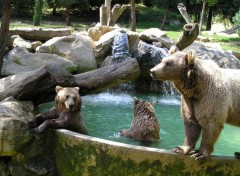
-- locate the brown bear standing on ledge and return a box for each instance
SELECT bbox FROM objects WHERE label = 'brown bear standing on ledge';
[120,97,160,142]
[150,50,240,160]
[28,86,88,134]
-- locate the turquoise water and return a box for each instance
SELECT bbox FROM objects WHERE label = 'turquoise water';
[40,92,240,157]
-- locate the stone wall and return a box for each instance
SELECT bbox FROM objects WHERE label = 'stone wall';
[53,129,240,176]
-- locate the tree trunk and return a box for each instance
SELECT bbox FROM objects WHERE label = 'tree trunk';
[65,6,71,26]
[0,0,11,78]
[100,5,108,26]
[105,0,112,20]
[206,7,213,31]
[107,4,127,26]
[130,0,136,31]
[0,59,140,105]
[160,10,168,29]
[199,0,207,33]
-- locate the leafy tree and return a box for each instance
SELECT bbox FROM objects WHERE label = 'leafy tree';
[33,0,44,26]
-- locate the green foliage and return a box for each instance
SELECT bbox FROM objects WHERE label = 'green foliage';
[33,0,45,26]
[233,10,240,36]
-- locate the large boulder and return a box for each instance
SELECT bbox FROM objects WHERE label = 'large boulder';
[184,42,240,69]
[66,35,97,72]
[0,97,56,176]
[2,47,77,76]
[10,35,32,51]
[133,40,168,79]
[37,34,97,72]
[139,28,174,49]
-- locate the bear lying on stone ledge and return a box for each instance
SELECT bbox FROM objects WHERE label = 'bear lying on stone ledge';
[150,50,240,160]
[28,86,88,134]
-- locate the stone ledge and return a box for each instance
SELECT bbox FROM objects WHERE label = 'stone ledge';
[53,129,240,176]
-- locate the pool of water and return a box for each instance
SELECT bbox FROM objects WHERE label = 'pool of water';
[40,92,240,157]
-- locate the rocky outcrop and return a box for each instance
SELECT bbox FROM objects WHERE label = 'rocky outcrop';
[184,42,240,69]
[0,97,56,176]
[2,47,77,76]
[139,28,174,49]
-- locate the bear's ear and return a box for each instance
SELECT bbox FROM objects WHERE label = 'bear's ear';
[74,87,80,91]
[184,50,195,65]
[56,86,63,93]
[134,97,139,104]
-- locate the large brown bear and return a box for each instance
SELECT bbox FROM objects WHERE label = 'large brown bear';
[120,97,160,142]
[150,50,240,160]
[28,86,88,134]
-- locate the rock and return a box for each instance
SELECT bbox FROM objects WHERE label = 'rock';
[0,97,34,156]
[0,97,57,175]
[37,34,97,72]
[197,35,210,42]
[9,28,71,41]
[2,48,77,76]
[133,40,168,78]
[94,29,120,66]
[11,35,32,51]
[232,51,240,59]
[66,35,97,72]
[126,30,140,54]
[88,26,117,41]
[31,41,42,51]
[49,35,77,57]
[36,36,62,53]
[184,42,240,69]
[139,28,174,49]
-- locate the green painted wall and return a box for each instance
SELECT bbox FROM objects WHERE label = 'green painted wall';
[53,130,240,176]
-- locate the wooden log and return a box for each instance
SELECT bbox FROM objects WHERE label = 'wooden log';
[107,4,127,26]
[9,28,71,41]
[169,23,199,54]
[177,3,192,24]
[75,58,139,94]
[0,59,140,105]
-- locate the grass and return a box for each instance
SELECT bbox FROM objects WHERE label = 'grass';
[202,33,240,52]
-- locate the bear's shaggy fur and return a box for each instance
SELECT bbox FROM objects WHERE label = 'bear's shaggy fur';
[28,86,87,134]
[120,97,160,142]
[150,50,240,160]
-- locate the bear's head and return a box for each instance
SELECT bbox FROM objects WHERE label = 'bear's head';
[150,50,196,81]
[55,86,81,112]
[133,97,156,116]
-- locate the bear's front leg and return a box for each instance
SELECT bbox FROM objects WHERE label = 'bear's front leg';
[33,118,67,134]
[172,117,202,155]
[172,97,202,155]
[28,107,59,128]
[190,124,223,160]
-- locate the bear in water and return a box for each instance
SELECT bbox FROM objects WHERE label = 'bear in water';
[28,86,87,134]
[150,50,240,160]
[121,97,160,142]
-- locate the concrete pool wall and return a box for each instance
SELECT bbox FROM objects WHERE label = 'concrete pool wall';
[53,129,240,176]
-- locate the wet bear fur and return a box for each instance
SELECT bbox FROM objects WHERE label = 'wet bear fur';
[121,97,160,142]
[28,86,87,134]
